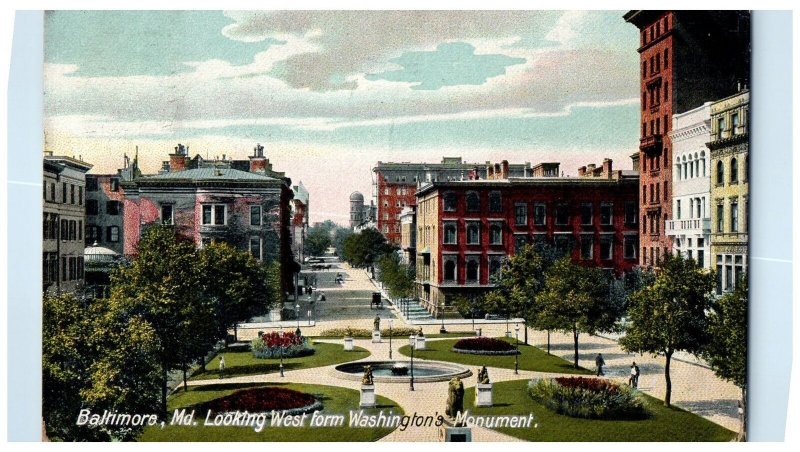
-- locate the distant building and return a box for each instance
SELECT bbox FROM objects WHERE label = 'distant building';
[43,153,93,295]
[373,157,533,245]
[667,103,712,269]
[399,206,416,265]
[708,89,749,294]
[85,151,141,255]
[349,191,376,231]
[291,182,310,263]
[413,159,639,312]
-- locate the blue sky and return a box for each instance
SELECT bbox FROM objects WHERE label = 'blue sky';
[44,10,640,223]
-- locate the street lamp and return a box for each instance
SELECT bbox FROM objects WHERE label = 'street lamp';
[388,319,393,360]
[409,334,416,391]
[440,301,447,334]
[514,324,520,375]
[295,303,300,330]
[279,328,285,377]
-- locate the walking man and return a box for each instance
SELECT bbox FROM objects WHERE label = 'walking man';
[595,353,605,376]
[629,361,640,388]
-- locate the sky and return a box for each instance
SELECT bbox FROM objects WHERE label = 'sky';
[44,10,641,224]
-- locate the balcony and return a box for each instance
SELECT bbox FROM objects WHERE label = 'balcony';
[665,218,711,236]
[640,134,663,153]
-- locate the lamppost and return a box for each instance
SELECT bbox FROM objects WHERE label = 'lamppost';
[514,324,520,375]
[295,303,300,330]
[470,294,476,332]
[279,328,285,377]
[409,334,416,391]
[388,319,393,360]
[439,301,447,334]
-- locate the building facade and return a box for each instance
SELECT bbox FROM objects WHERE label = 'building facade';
[373,158,533,245]
[413,159,639,311]
[708,89,749,294]
[666,103,712,269]
[291,182,309,263]
[624,10,751,267]
[399,206,416,265]
[43,154,93,295]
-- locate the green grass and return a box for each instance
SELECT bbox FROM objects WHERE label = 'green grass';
[463,379,735,441]
[397,337,590,374]
[191,342,370,381]
[140,382,403,442]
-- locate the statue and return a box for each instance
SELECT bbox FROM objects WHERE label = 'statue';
[477,366,490,384]
[361,365,374,385]
[373,315,381,332]
[417,327,425,337]
[445,377,465,419]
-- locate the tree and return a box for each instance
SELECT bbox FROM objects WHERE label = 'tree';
[620,254,715,407]
[342,228,395,269]
[108,225,215,417]
[305,223,333,256]
[537,257,620,368]
[703,275,747,440]
[377,252,414,300]
[332,226,353,258]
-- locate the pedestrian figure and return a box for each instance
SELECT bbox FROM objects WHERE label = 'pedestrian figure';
[629,361,640,388]
[319,292,326,302]
[595,353,605,376]
[219,356,226,379]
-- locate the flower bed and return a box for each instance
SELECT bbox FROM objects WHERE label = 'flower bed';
[196,387,321,415]
[251,332,315,359]
[528,377,646,420]
[452,337,519,355]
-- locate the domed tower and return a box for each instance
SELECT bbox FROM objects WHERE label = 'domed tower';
[349,191,365,229]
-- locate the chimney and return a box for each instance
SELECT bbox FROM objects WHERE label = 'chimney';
[578,166,587,177]
[501,160,509,179]
[586,164,596,176]
[487,164,494,179]
[250,143,267,173]
[602,158,613,178]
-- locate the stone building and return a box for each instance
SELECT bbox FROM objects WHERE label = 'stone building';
[43,154,93,295]
[708,89,749,294]
[413,159,639,312]
[666,102,712,269]
[624,10,751,267]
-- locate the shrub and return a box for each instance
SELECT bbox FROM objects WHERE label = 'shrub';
[528,377,646,420]
[251,332,314,359]
[320,327,420,338]
[452,337,518,355]
[197,387,319,413]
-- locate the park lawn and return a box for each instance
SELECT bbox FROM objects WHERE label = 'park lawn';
[191,342,369,381]
[140,382,403,442]
[397,337,590,374]
[463,379,735,442]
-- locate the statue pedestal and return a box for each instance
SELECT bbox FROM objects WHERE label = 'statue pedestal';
[372,331,381,343]
[440,426,472,442]
[505,331,513,338]
[415,336,426,350]
[343,337,354,351]
[476,383,493,407]
[360,385,376,408]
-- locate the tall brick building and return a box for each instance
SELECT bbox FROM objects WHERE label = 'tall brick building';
[373,158,533,245]
[624,10,750,267]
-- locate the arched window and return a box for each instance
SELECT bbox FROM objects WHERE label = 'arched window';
[444,260,456,281]
[717,161,724,185]
[443,223,457,245]
[466,259,479,282]
[466,191,480,212]
[443,192,457,211]
[730,158,738,183]
[700,151,706,176]
[696,197,702,218]
[688,155,694,178]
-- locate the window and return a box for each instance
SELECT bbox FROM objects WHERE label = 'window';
[110,178,120,192]
[717,117,726,138]
[717,161,725,185]
[107,226,120,243]
[717,203,724,232]
[86,178,98,191]
[533,203,546,226]
[698,250,705,268]
[664,49,669,68]
[555,204,569,225]
[61,256,67,281]
[68,221,76,241]
[489,191,502,212]
[50,183,55,201]
[62,182,67,203]
[70,184,75,204]
[443,222,457,245]
[466,258,479,283]
[731,199,739,232]
[202,204,227,225]
[78,187,83,205]
[489,222,503,245]
[514,235,528,254]
[624,236,638,259]
[600,203,613,225]
[466,222,480,245]
[642,185,647,204]
[249,237,262,260]
[86,225,98,244]
[580,236,593,260]
[466,191,480,212]
[489,256,503,278]
[554,235,572,256]
[730,158,738,183]
[250,205,262,226]
[443,192,457,212]
[731,112,740,134]
[443,258,456,282]
[625,202,637,224]
[160,204,174,225]
[580,203,593,225]
[676,199,682,219]
[600,236,613,260]
[86,199,98,215]
[664,82,669,101]
[106,201,121,215]
[78,220,83,241]
[514,203,527,226]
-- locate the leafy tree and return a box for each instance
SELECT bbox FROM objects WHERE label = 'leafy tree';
[332,226,353,258]
[537,257,620,369]
[703,274,748,440]
[377,252,414,300]
[108,225,214,417]
[342,228,395,268]
[305,223,333,256]
[620,254,715,406]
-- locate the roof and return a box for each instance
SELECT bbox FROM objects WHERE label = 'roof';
[415,174,639,196]
[140,167,279,182]
[350,191,364,201]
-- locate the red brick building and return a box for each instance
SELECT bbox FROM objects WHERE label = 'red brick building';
[413,159,639,311]
[624,10,750,267]
[373,158,533,245]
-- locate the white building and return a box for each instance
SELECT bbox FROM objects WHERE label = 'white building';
[666,103,712,269]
